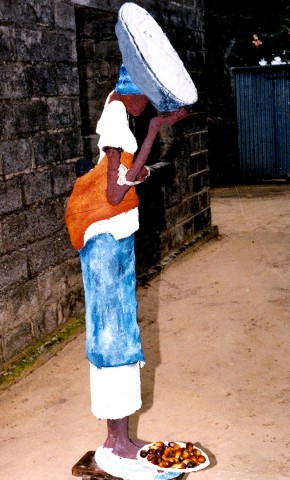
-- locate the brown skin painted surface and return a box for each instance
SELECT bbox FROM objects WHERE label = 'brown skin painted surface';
[101,91,189,459]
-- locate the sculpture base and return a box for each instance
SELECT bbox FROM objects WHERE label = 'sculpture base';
[72,451,123,480]
[72,449,183,480]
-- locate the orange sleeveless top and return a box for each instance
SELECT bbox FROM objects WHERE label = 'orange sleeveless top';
[65,152,139,250]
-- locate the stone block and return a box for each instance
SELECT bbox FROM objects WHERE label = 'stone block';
[0,64,30,99]
[168,223,186,251]
[54,227,76,263]
[14,28,44,62]
[61,289,84,322]
[188,171,202,193]
[181,216,195,238]
[164,201,190,229]
[187,112,207,133]
[197,152,209,172]
[65,258,82,289]
[26,200,65,240]
[199,189,210,210]
[0,250,28,291]
[43,303,58,334]
[26,62,79,99]
[1,201,65,255]
[200,130,208,151]
[188,133,201,156]
[77,7,116,39]
[2,321,33,361]
[57,301,64,326]
[163,178,183,208]
[194,207,211,231]
[47,98,74,129]
[0,27,14,61]
[57,66,80,96]
[0,297,10,331]
[42,30,77,62]
[201,168,210,188]
[0,103,16,140]
[4,99,49,136]
[37,268,64,304]
[189,193,200,215]
[26,65,59,97]
[15,30,76,64]
[61,129,83,161]
[22,170,52,206]
[71,98,82,128]
[1,211,29,254]
[52,163,76,196]
[27,237,59,277]
[10,279,40,328]
[0,0,54,26]
[0,343,2,366]
[54,1,76,31]
[32,133,62,167]
[1,139,31,176]
[0,177,23,215]
[188,154,198,175]
[0,222,4,255]
[29,313,46,340]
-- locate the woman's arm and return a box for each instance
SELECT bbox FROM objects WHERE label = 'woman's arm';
[127,107,189,183]
[105,147,126,205]
[106,107,189,205]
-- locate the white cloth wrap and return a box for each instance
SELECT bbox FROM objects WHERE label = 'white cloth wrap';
[90,362,142,419]
[117,164,151,186]
[96,92,138,162]
[84,207,139,245]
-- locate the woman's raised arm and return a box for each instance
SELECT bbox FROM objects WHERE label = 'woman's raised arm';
[106,107,189,205]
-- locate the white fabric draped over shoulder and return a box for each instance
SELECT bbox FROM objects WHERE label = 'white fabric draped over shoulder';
[96,91,138,162]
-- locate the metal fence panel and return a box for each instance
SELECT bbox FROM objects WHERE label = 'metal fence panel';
[231,65,290,179]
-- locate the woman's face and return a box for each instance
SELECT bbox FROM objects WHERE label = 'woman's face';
[122,94,149,116]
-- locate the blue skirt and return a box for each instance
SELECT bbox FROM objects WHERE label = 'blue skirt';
[79,233,145,368]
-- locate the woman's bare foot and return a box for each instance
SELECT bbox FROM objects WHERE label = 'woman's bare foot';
[112,438,139,459]
[103,438,115,449]
[105,417,144,459]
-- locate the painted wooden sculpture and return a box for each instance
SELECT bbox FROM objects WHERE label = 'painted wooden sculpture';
[67,3,197,478]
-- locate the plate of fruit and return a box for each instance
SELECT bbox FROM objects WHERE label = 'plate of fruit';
[137,441,210,472]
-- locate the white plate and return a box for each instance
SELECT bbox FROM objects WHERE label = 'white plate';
[137,441,210,473]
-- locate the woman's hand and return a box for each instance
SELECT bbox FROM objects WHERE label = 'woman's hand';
[136,166,150,183]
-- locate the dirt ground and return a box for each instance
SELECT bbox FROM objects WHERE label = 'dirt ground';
[0,184,289,479]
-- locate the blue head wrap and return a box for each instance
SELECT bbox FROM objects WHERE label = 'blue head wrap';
[115,64,141,95]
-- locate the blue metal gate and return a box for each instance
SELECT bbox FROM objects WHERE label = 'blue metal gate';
[231,65,290,179]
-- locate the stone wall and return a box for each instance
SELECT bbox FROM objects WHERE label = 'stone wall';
[0,0,213,368]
